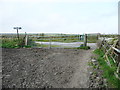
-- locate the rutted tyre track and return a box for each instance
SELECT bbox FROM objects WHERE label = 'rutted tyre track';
[2,48,93,88]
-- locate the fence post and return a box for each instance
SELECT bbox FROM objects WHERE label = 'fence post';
[79,35,81,40]
[25,32,28,46]
[78,34,79,40]
[118,35,120,63]
[84,34,87,46]
[118,35,120,48]
[97,34,99,40]
[49,36,51,49]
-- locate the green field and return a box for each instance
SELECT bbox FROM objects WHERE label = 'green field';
[0,33,108,48]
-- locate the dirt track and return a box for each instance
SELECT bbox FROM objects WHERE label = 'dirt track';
[2,48,93,88]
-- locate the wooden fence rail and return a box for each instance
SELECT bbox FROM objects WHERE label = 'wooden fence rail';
[100,38,120,80]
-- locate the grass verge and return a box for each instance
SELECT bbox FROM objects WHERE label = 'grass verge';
[1,38,31,48]
[93,49,120,88]
[77,46,90,50]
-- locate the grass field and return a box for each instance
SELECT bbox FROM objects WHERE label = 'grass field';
[32,35,98,43]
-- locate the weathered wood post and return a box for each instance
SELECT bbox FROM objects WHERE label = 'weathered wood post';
[118,35,120,65]
[13,27,22,40]
[80,35,82,40]
[17,29,19,40]
[13,27,22,45]
[25,32,28,46]
[84,34,87,46]
[49,36,51,49]
[118,35,120,48]
[78,34,79,40]
[97,34,100,40]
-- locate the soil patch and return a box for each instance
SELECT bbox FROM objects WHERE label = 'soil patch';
[2,48,93,88]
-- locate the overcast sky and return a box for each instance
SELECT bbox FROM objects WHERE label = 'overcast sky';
[0,0,119,34]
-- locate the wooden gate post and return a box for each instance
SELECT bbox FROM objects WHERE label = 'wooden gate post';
[49,36,51,49]
[84,34,87,46]
[25,32,28,46]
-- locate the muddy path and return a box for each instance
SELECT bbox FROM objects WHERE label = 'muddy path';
[2,48,94,88]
